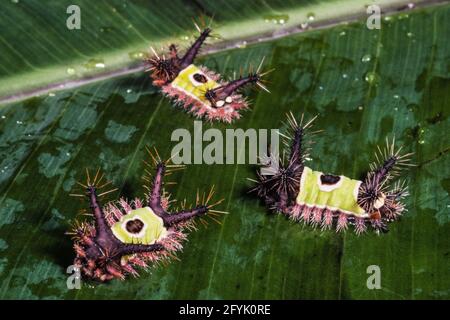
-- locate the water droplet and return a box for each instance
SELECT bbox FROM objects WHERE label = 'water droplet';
[66,67,76,75]
[66,152,71,156]
[358,106,364,111]
[263,14,289,25]
[128,51,146,60]
[100,26,115,33]
[393,94,400,99]
[419,140,425,144]
[126,89,132,94]
[111,7,117,13]
[342,73,348,79]
[1,115,6,119]
[384,16,392,22]
[339,31,346,36]
[307,12,315,21]
[16,120,23,125]
[361,54,371,63]
[84,58,105,69]
[319,86,324,90]
[48,92,56,97]
[394,107,398,111]
[364,71,379,85]
[11,0,19,3]
[407,32,414,38]
[300,22,309,29]
[236,41,247,49]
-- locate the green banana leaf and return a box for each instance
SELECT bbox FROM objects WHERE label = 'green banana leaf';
[0,0,449,299]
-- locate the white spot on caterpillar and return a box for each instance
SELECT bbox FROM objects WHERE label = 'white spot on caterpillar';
[374,193,386,209]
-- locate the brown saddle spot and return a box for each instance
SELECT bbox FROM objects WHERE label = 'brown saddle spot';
[193,73,208,83]
[126,219,145,234]
[320,174,341,185]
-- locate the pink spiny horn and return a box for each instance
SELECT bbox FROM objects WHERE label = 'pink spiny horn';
[291,204,302,220]
[312,208,323,226]
[354,217,367,235]
[301,206,312,222]
[321,209,334,230]
[336,213,348,232]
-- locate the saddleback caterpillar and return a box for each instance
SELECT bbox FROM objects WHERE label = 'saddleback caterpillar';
[68,148,225,282]
[145,24,270,123]
[252,113,413,235]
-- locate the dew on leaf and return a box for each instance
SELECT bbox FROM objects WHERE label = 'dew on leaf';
[236,41,247,49]
[361,54,371,63]
[128,51,145,60]
[364,71,379,85]
[84,58,105,69]
[263,14,289,25]
[307,12,315,21]
[100,27,114,33]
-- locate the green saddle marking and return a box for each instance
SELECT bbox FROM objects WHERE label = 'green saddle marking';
[170,64,219,103]
[111,207,167,245]
[296,166,366,216]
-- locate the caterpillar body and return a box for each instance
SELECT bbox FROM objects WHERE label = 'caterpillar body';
[253,113,412,235]
[68,149,224,282]
[145,27,269,123]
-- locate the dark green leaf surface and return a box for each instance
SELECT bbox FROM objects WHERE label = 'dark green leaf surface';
[0,2,449,299]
